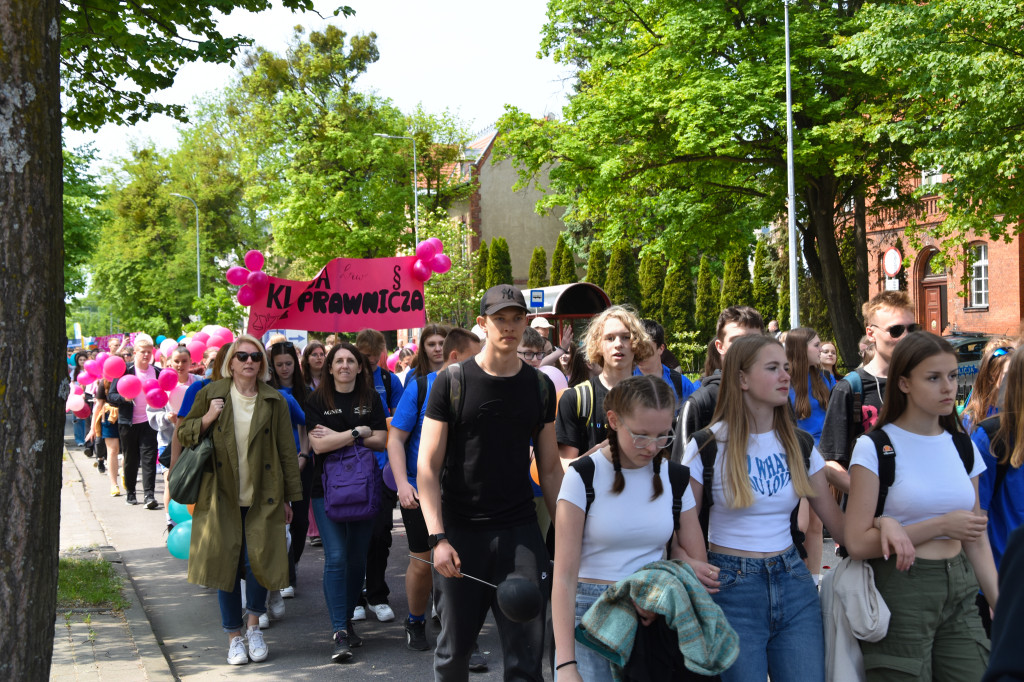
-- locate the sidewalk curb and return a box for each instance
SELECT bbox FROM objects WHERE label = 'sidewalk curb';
[64,444,179,681]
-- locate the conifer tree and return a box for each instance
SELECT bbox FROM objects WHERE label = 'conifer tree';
[486,237,512,288]
[558,244,577,284]
[661,262,694,336]
[584,242,607,289]
[719,250,754,310]
[551,233,568,285]
[751,238,777,322]
[527,247,548,288]
[473,239,489,291]
[638,252,667,319]
[694,258,719,342]
[604,242,641,307]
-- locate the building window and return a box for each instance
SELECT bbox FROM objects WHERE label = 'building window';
[971,243,989,307]
[921,166,943,189]
[923,250,946,278]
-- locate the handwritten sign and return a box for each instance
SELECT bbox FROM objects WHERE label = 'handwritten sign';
[246,256,426,335]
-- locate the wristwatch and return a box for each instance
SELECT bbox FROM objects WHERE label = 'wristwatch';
[351,427,361,440]
[428,533,448,549]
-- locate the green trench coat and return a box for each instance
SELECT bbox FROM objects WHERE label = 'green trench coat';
[177,378,302,592]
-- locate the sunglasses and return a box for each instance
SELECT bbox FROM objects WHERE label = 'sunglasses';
[992,347,1014,358]
[270,341,295,352]
[234,351,262,363]
[870,323,922,338]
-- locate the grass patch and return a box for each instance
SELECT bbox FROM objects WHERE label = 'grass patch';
[57,557,129,610]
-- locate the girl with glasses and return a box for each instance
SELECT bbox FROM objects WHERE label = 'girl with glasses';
[553,375,704,682]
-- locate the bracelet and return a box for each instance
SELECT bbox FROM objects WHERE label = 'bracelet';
[555,660,577,671]
[297,453,310,460]
[875,514,901,529]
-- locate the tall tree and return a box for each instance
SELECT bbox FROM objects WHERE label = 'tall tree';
[421,211,478,327]
[557,244,578,285]
[604,242,641,307]
[63,145,106,299]
[486,237,513,288]
[694,259,719,343]
[720,251,753,311]
[551,233,569,285]
[638,252,667,319]
[527,247,549,288]
[1,1,64,678]
[473,240,490,292]
[751,238,777,323]
[584,241,607,289]
[661,261,694,338]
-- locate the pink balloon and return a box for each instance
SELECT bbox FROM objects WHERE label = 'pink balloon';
[142,378,161,394]
[411,260,432,282]
[244,250,265,272]
[430,253,452,274]
[208,332,229,348]
[539,365,569,392]
[186,340,207,363]
[84,359,102,376]
[226,265,250,286]
[146,388,169,409]
[407,343,417,353]
[158,370,179,391]
[168,384,188,412]
[73,406,92,420]
[116,374,142,400]
[192,332,210,345]
[96,352,110,364]
[415,241,437,262]
[77,372,95,386]
[247,270,270,293]
[237,285,258,307]
[217,328,235,343]
[387,355,399,371]
[425,237,444,254]
[102,356,126,381]
[71,383,84,395]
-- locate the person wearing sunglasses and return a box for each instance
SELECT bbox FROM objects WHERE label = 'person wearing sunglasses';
[820,291,916,502]
[963,339,1017,434]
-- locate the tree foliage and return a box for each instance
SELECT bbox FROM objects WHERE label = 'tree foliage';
[558,243,578,285]
[584,241,607,289]
[486,237,512,288]
[551,233,569,285]
[751,238,777,323]
[661,261,694,340]
[694,259,719,343]
[421,211,478,327]
[528,247,549,288]
[63,145,106,299]
[474,240,490,291]
[604,242,640,307]
[720,251,754,311]
[638,252,667,319]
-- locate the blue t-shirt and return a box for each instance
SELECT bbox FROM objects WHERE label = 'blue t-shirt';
[177,378,212,418]
[788,371,837,446]
[632,365,696,404]
[389,372,436,489]
[372,366,405,469]
[972,422,1024,570]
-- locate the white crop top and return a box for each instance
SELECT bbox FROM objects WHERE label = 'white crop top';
[683,423,825,553]
[558,450,696,582]
[849,424,984,531]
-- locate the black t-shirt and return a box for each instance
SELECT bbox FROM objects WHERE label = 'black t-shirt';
[305,387,387,498]
[555,377,610,455]
[425,358,556,529]
[819,367,887,470]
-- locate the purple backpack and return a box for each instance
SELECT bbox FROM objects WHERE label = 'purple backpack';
[321,441,381,522]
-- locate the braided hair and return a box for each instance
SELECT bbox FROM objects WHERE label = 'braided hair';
[603,374,675,500]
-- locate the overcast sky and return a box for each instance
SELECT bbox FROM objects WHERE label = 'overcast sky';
[65,0,574,165]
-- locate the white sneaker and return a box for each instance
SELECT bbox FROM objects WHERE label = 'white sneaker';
[351,605,366,621]
[246,626,269,662]
[227,636,248,665]
[258,612,270,629]
[267,590,285,619]
[369,602,395,622]
[280,585,295,599]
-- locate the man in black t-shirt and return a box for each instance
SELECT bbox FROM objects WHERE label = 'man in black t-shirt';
[418,285,561,682]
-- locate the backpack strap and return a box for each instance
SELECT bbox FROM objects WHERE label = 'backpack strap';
[533,368,551,443]
[692,428,718,542]
[979,415,1011,502]
[789,429,815,559]
[845,370,865,441]
[866,429,897,518]
[380,366,393,413]
[951,430,975,476]
[568,456,597,518]
[669,370,684,403]
[415,374,429,416]
[667,461,690,532]
[447,362,464,427]
[573,380,594,426]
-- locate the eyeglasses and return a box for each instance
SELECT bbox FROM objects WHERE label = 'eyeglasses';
[234,351,261,363]
[622,427,675,450]
[517,350,544,361]
[870,323,922,338]
[992,347,1014,358]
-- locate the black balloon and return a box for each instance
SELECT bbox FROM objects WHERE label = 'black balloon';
[496,578,543,623]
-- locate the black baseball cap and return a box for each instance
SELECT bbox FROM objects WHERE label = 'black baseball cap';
[480,284,529,316]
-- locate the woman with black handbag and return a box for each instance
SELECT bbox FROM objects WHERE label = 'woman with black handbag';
[305,341,388,664]
[176,335,302,667]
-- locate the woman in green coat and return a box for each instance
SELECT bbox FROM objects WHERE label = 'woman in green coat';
[177,334,302,667]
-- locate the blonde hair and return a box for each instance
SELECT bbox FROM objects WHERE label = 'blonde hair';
[963,337,1017,432]
[994,349,1024,468]
[583,306,653,368]
[221,334,270,382]
[861,290,913,325]
[709,334,815,508]
[133,333,155,350]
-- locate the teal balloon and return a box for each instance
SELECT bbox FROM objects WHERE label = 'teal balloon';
[177,335,187,342]
[156,335,167,345]
[168,500,192,524]
[167,519,192,560]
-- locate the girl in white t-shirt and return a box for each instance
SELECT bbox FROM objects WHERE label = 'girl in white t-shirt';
[681,334,845,682]
[553,375,704,682]
[845,331,997,680]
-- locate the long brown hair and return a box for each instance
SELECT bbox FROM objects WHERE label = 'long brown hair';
[993,349,1024,468]
[411,324,451,376]
[963,337,1016,432]
[786,327,830,420]
[301,340,326,386]
[312,341,377,415]
[603,375,675,500]
[710,334,815,508]
[268,341,309,408]
[873,332,962,435]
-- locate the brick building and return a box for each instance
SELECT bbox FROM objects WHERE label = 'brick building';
[864,174,1022,337]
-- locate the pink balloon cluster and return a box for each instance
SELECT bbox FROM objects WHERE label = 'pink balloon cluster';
[225,250,269,307]
[410,239,452,283]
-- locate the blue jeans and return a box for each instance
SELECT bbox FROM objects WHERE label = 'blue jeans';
[555,582,614,682]
[73,416,88,446]
[709,546,824,682]
[217,507,268,632]
[312,497,374,633]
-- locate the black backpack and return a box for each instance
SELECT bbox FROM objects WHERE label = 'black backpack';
[691,427,815,559]
[444,361,550,444]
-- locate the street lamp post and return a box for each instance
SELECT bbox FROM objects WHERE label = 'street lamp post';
[170,193,201,299]
[374,133,419,247]
[784,0,800,328]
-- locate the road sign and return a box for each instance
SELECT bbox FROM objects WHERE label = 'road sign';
[529,289,544,308]
[261,329,308,350]
[885,278,900,291]
[883,247,903,277]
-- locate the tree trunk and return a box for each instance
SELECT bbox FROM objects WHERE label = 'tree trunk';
[0,0,65,678]
[854,193,869,308]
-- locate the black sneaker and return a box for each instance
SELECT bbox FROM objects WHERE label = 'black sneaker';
[84,447,94,458]
[346,620,363,648]
[125,493,138,506]
[97,458,106,474]
[145,496,158,510]
[405,619,429,651]
[331,631,352,663]
[468,645,488,672]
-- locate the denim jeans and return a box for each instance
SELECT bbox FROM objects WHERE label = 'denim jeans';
[311,497,374,633]
[73,416,88,446]
[709,546,824,682]
[217,507,268,632]
[555,582,614,682]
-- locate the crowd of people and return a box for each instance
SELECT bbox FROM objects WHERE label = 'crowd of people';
[65,284,1024,681]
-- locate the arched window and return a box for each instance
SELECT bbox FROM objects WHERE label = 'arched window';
[970,243,989,307]
[923,249,946,279]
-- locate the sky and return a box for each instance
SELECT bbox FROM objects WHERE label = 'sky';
[64,0,574,165]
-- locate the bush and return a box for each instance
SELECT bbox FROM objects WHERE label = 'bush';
[527,247,548,288]
[486,237,512,288]
[605,241,641,307]
[638,252,667,319]
[558,243,578,284]
[473,239,489,292]
[584,242,607,288]
[551,233,568,285]
[719,250,753,310]
[752,238,777,322]
[694,258,719,342]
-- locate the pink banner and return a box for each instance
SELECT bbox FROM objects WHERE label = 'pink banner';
[246,256,426,335]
